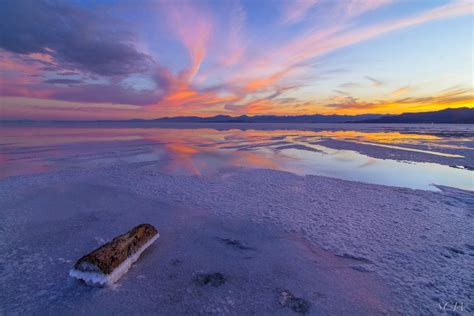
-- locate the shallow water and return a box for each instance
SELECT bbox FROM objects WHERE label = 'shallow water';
[0,124,472,190]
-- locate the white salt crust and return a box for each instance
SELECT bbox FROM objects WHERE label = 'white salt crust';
[69,234,159,286]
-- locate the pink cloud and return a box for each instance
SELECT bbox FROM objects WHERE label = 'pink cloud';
[227,0,471,100]
[342,0,393,17]
[161,1,213,83]
[221,0,246,66]
[281,0,319,25]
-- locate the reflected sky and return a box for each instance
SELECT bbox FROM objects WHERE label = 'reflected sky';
[0,126,472,191]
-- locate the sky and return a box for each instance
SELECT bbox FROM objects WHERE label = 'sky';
[0,0,472,120]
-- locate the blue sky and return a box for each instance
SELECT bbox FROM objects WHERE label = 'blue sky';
[0,0,472,119]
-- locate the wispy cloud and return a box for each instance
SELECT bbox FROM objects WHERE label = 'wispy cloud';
[342,0,392,17]
[340,82,360,89]
[160,1,213,83]
[366,76,384,87]
[222,0,246,66]
[334,90,351,96]
[281,0,319,25]
[391,86,410,97]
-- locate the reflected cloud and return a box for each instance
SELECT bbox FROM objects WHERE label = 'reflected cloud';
[1,126,472,191]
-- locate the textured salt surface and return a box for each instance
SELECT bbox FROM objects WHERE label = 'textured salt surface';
[0,163,472,314]
[318,138,474,169]
[0,124,472,314]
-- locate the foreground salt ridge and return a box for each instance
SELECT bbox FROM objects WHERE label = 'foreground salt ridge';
[0,165,472,314]
[69,234,159,286]
[68,223,159,286]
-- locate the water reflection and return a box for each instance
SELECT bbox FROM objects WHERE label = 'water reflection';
[0,126,472,191]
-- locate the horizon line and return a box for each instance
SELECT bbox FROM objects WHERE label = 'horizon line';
[1,107,471,123]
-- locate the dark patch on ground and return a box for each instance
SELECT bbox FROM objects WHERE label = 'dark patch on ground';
[194,273,226,287]
[171,259,183,266]
[351,265,374,273]
[450,165,474,171]
[337,253,374,264]
[445,247,465,255]
[217,237,255,250]
[465,244,474,251]
[278,289,311,314]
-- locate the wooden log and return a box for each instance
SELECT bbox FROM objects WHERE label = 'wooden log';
[69,223,159,286]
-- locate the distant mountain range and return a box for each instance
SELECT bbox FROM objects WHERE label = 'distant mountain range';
[152,113,383,123]
[1,107,472,125]
[142,107,474,124]
[356,107,474,124]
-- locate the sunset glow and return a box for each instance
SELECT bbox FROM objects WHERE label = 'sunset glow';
[0,0,472,120]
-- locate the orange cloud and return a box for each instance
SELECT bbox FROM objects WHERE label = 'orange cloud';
[243,68,293,92]
[0,53,53,99]
[166,90,198,101]
[28,52,55,64]
[323,87,474,114]
[391,86,410,98]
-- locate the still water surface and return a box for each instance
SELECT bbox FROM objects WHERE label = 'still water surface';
[1,124,472,191]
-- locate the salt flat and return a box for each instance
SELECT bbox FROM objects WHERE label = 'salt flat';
[0,124,472,314]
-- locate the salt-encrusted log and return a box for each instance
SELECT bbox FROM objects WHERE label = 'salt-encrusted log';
[69,224,159,286]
